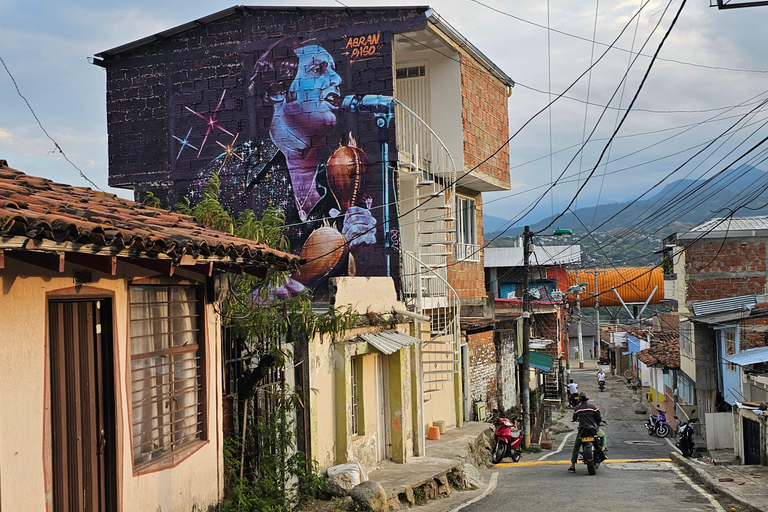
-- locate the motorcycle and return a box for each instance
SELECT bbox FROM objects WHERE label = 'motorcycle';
[492,417,523,464]
[598,380,606,392]
[577,422,607,475]
[569,392,580,407]
[675,409,698,457]
[645,406,671,438]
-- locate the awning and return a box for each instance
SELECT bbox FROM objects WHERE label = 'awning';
[357,331,424,355]
[518,352,554,372]
[724,346,768,367]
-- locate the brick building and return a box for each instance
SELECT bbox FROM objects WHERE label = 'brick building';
[93,5,513,466]
[664,216,768,459]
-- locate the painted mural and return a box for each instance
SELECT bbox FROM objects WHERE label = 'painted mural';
[172,34,396,300]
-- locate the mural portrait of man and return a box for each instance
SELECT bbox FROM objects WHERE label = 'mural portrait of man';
[193,36,382,298]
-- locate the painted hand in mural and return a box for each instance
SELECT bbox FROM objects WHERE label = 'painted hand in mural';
[253,277,307,304]
[342,206,377,249]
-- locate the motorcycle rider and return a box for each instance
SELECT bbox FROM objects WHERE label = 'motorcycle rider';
[568,392,607,473]
[597,370,606,388]
[567,379,579,405]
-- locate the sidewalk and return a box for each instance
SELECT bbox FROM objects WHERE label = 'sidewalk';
[671,452,768,512]
[367,421,492,510]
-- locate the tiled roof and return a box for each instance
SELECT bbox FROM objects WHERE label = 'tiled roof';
[636,336,680,369]
[0,164,301,273]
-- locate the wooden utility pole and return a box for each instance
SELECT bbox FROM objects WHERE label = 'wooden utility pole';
[521,226,532,448]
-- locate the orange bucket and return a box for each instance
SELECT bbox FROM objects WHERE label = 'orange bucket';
[427,425,441,440]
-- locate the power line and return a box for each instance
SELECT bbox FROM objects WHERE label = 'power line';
[468,0,768,74]
[0,55,103,192]
[542,0,688,233]
[302,0,657,266]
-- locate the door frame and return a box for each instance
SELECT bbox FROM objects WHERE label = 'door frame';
[373,354,391,461]
[46,289,118,512]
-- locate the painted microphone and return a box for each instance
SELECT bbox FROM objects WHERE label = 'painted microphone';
[341,94,394,114]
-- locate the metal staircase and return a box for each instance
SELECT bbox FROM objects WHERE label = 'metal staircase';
[394,100,461,405]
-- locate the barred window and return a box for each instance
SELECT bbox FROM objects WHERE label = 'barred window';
[724,330,737,372]
[130,285,204,467]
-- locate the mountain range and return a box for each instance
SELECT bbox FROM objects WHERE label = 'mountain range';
[484,165,768,266]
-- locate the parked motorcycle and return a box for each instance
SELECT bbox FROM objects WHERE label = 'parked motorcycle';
[577,422,607,475]
[675,409,698,457]
[645,406,671,438]
[492,418,523,464]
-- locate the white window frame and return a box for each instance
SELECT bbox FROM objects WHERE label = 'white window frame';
[456,195,479,262]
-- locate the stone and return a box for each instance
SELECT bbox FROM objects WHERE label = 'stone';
[326,471,355,497]
[398,487,414,506]
[350,480,388,512]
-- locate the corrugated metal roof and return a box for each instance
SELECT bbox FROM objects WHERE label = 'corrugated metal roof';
[517,351,554,372]
[358,331,424,355]
[691,294,766,316]
[680,216,768,239]
[724,346,768,367]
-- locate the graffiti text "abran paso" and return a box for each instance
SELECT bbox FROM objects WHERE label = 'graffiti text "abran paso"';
[344,32,382,61]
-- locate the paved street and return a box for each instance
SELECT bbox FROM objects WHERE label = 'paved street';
[455,364,732,512]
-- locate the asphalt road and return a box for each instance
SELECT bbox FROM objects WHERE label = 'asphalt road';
[454,365,730,512]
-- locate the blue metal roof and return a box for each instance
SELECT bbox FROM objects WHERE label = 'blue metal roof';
[723,346,768,367]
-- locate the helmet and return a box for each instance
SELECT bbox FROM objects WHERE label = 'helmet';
[578,391,588,401]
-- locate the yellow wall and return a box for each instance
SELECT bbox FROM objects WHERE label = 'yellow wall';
[0,259,223,512]
[310,322,417,472]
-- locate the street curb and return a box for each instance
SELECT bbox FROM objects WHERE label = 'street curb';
[670,452,759,512]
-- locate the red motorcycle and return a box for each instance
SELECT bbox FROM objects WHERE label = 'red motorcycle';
[492,418,523,464]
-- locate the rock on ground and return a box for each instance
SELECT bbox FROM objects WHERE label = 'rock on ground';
[350,480,388,512]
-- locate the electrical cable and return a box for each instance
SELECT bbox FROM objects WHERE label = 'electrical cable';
[0,55,104,192]
[575,0,600,213]
[301,0,657,266]
[541,0,688,233]
[468,0,768,74]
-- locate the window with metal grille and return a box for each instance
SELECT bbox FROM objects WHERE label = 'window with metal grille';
[351,356,360,435]
[456,196,479,262]
[396,65,425,79]
[724,329,737,372]
[129,285,204,466]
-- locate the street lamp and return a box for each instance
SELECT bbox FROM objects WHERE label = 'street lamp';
[520,226,573,448]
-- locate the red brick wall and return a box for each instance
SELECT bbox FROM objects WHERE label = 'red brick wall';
[739,316,768,351]
[468,330,498,412]
[460,55,510,184]
[448,189,486,300]
[686,239,767,302]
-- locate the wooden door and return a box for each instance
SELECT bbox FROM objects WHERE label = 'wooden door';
[49,300,116,512]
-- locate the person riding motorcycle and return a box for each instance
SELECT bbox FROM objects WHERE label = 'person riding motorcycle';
[597,370,606,388]
[568,392,607,473]
[567,379,579,405]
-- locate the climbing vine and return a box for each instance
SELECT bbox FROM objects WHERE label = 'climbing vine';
[169,174,357,510]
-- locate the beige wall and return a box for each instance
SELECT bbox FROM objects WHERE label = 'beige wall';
[0,259,223,512]
[310,321,417,472]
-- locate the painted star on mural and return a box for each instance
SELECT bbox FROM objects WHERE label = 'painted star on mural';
[172,127,199,160]
[185,89,234,157]
[215,133,244,172]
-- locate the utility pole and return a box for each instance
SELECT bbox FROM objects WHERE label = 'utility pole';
[594,268,600,361]
[521,226,532,448]
[576,288,584,369]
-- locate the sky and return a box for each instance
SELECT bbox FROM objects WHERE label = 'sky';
[1,0,767,229]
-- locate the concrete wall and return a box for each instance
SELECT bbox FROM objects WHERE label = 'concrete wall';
[467,329,497,412]
[706,411,735,450]
[495,328,517,413]
[0,258,223,512]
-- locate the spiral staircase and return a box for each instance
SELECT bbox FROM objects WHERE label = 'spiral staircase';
[394,100,461,409]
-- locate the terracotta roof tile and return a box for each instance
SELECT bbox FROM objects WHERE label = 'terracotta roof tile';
[636,336,680,369]
[0,164,301,272]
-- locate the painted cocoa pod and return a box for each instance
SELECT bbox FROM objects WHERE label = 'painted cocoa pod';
[295,226,347,286]
[327,139,367,212]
